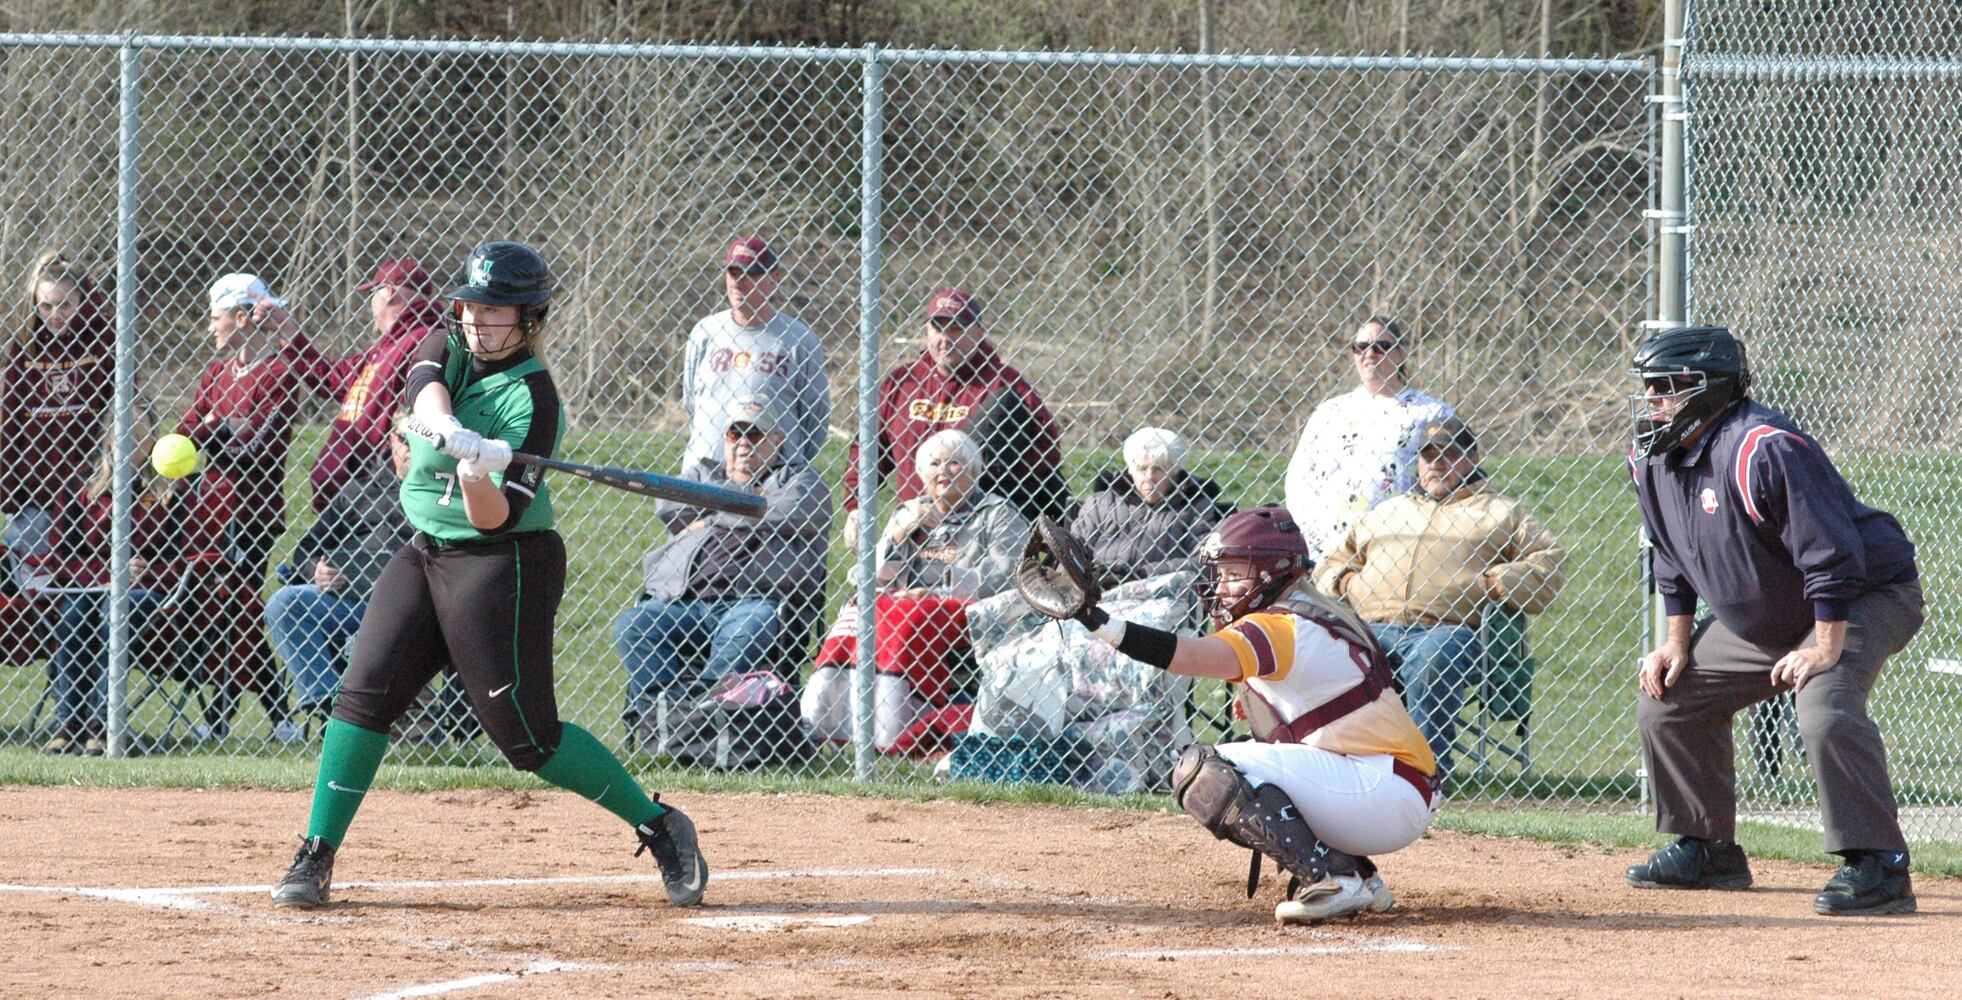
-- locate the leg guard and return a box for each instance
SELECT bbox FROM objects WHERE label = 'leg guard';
[1171,744,1341,886]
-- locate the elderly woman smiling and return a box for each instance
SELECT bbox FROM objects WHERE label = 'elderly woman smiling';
[803,429,1031,751]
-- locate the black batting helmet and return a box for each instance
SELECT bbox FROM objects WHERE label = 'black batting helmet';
[1628,325,1751,457]
[446,240,552,306]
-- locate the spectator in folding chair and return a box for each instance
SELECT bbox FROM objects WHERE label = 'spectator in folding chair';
[1313,418,1565,782]
[35,401,176,755]
[613,395,831,752]
[805,429,1031,752]
[841,288,1068,548]
[1282,317,1454,561]
[1070,426,1232,589]
[265,422,415,726]
[3,252,114,591]
[174,272,307,743]
[283,257,446,513]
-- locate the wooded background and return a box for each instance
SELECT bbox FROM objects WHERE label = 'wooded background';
[3,1,1660,59]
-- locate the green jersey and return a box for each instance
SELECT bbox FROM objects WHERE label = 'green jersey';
[401,336,562,542]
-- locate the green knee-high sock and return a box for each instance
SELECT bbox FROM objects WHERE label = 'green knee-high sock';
[305,719,390,849]
[535,722,666,828]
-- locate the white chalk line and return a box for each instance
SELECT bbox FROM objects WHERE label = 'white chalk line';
[350,960,614,1000]
[679,913,873,932]
[1091,941,1460,959]
[0,866,933,910]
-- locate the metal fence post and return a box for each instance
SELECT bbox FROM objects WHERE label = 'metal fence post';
[106,38,142,759]
[1657,0,1688,324]
[852,43,886,782]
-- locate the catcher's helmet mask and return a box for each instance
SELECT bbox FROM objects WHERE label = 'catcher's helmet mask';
[444,241,554,355]
[1195,507,1311,630]
[1628,325,1751,457]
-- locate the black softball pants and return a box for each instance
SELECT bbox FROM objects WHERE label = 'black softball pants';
[331,530,567,771]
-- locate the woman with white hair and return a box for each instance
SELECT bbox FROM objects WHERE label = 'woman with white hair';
[1070,427,1231,587]
[804,428,1032,751]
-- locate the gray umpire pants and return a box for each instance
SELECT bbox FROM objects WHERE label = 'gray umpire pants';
[1635,579,1922,854]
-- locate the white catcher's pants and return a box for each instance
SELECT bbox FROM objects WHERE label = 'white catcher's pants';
[1216,742,1438,857]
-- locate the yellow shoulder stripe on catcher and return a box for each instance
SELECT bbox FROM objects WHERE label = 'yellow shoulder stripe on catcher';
[1214,613,1296,683]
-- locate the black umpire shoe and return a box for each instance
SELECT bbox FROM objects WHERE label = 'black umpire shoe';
[1815,851,1915,916]
[1626,836,1753,890]
[636,803,709,907]
[271,836,337,908]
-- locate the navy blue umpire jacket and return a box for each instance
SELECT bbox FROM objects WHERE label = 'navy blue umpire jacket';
[1630,399,1918,650]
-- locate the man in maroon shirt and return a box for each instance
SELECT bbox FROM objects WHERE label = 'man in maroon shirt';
[288,259,445,512]
[842,288,1067,546]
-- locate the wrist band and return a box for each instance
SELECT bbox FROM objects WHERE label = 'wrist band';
[1113,620,1179,670]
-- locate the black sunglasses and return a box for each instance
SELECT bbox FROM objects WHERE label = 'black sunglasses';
[1350,340,1399,355]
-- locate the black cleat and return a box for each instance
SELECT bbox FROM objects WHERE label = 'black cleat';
[636,804,708,907]
[271,836,337,908]
[1814,852,1915,916]
[1626,836,1753,890]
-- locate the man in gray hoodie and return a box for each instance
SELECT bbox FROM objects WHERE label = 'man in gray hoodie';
[615,395,832,738]
[679,236,830,470]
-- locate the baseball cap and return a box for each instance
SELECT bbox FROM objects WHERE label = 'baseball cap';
[1420,417,1479,455]
[926,288,981,326]
[208,273,287,313]
[724,236,779,275]
[722,395,786,434]
[358,258,434,295]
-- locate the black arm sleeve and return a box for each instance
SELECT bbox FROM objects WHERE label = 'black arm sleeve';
[400,330,452,405]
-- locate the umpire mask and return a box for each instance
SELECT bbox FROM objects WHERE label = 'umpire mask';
[1628,325,1751,457]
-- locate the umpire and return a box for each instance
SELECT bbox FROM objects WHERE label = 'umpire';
[1624,326,1921,916]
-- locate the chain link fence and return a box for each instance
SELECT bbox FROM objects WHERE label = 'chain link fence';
[0,36,1660,811]
[1684,1,1962,841]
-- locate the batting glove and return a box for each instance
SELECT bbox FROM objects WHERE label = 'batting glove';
[456,441,512,483]
[438,426,485,463]
[475,439,513,475]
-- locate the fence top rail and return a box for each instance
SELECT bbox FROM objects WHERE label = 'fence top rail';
[0,32,1651,75]
[1687,54,1962,80]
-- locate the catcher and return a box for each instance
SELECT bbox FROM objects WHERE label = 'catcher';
[1016,506,1440,923]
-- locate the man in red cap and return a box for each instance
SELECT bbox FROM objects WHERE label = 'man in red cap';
[843,287,1066,546]
[288,258,446,511]
[679,236,829,472]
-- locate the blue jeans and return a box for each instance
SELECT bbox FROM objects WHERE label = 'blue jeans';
[264,584,368,713]
[1370,622,1482,779]
[613,596,780,720]
[51,589,161,736]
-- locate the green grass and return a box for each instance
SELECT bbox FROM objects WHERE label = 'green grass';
[4,423,1959,836]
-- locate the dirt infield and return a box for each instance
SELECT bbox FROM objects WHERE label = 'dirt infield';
[2,786,1954,999]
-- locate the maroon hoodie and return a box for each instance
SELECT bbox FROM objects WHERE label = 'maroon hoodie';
[287,299,444,511]
[843,341,1065,520]
[0,287,114,513]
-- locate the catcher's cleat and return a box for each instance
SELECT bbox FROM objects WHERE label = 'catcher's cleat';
[271,836,336,908]
[636,804,708,907]
[1625,836,1752,890]
[1275,873,1376,925]
[1362,872,1395,913]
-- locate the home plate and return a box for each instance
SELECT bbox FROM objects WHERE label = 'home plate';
[680,914,873,932]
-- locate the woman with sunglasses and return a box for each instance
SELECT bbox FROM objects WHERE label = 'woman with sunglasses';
[270,241,708,913]
[1281,317,1455,559]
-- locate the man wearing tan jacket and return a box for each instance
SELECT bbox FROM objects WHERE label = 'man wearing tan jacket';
[1313,417,1565,780]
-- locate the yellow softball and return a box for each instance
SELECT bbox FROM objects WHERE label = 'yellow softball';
[150,433,200,480]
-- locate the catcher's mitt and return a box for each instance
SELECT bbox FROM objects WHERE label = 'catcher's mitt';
[1014,515,1101,620]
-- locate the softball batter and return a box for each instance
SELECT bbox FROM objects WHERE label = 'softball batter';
[271,241,707,909]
